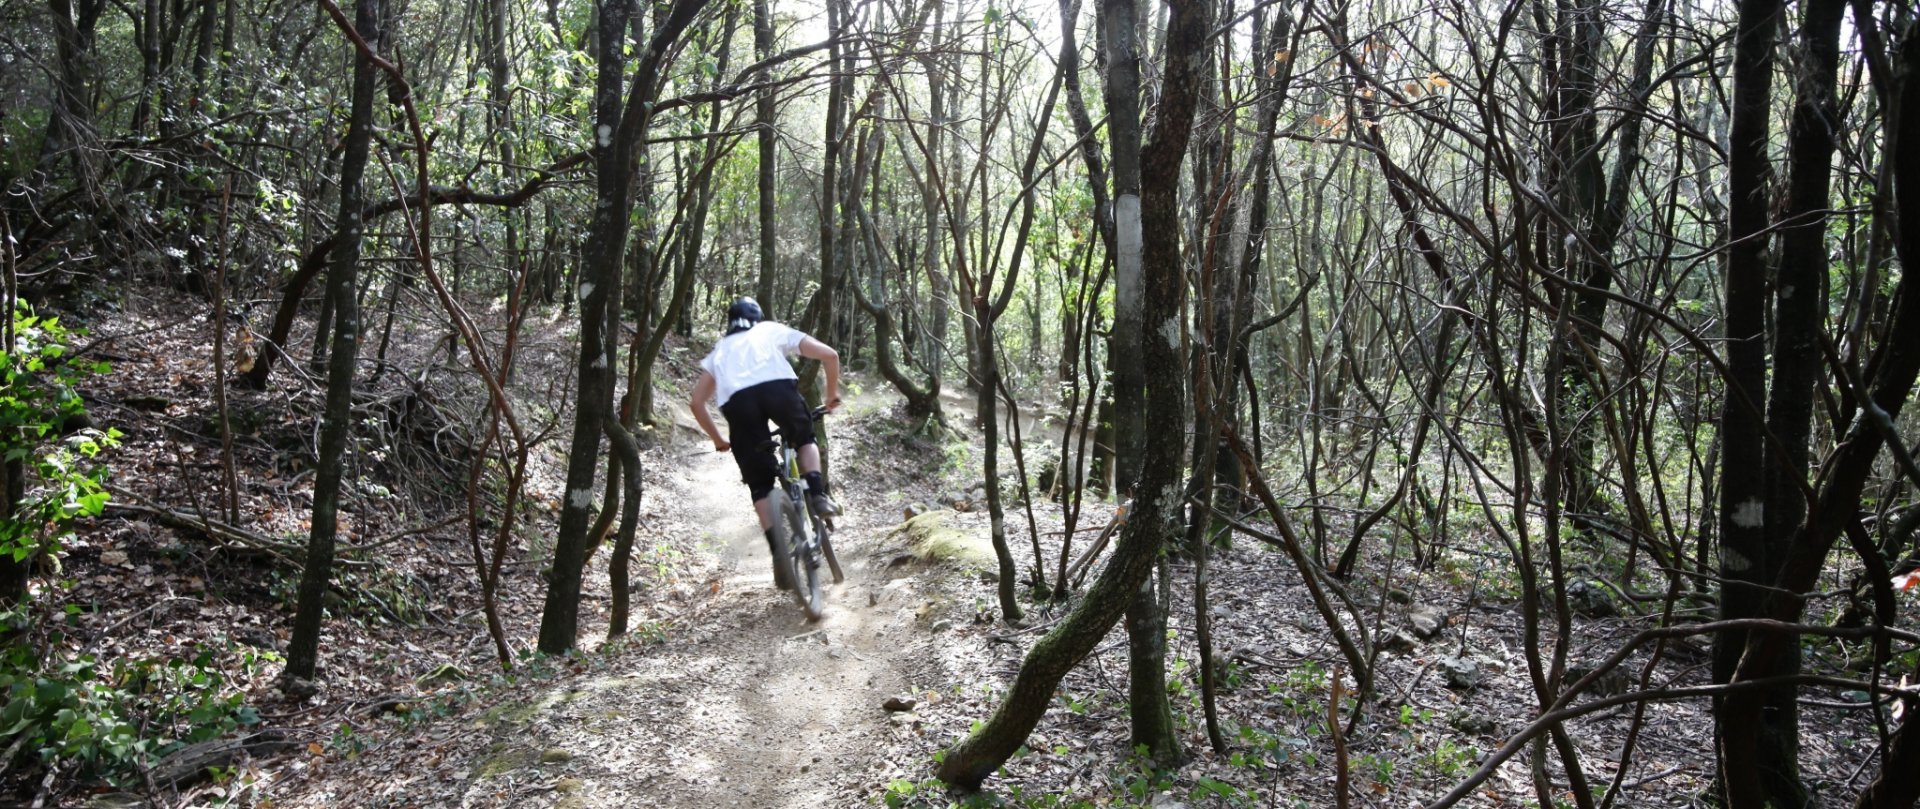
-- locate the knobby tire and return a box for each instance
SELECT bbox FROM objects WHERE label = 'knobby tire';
[815,515,845,584]
[767,501,799,596]
[779,495,826,620]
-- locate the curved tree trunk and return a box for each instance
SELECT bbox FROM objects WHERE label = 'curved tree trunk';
[934,0,1204,786]
[851,204,941,422]
[604,419,643,638]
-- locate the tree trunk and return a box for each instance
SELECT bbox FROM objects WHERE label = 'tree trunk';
[634,10,735,426]
[1855,697,1920,809]
[36,0,105,197]
[604,420,643,638]
[1710,0,1779,787]
[977,321,1023,623]
[283,0,381,688]
[920,5,950,390]
[1126,563,1181,765]
[1545,0,1614,543]
[1104,0,1145,493]
[0,457,27,604]
[753,0,776,305]
[1714,0,1842,803]
[537,0,631,656]
[851,203,941,421]
[537,0,709,654]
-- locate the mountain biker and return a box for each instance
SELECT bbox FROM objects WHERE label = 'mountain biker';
[689,297,842,588]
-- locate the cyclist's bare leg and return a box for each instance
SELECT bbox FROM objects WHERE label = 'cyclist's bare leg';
[753,495,793,590]
[753,496,775,531]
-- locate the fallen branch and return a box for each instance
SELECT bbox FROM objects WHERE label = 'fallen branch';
[150,730,290,789]
[105,500,299,565]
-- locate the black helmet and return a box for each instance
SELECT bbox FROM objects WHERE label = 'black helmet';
[725,297,763,335]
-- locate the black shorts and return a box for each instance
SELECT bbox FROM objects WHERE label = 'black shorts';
[719,379,817,500]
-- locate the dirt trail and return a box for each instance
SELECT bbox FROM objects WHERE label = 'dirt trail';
[360,408,942,809]
[273,391,959,808]
[615,434,917,807]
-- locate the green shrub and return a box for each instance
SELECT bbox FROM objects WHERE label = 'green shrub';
[0,304,117,569]
[0,625,269,784]
[0,302,261,789]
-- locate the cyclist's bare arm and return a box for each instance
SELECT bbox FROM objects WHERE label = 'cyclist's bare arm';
[688,371,730,451]
[797,336,842,411]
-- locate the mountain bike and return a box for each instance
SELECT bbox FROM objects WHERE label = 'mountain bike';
[764,406,845,620]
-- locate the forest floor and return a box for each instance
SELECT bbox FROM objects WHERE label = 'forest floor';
[25,286,1899,808]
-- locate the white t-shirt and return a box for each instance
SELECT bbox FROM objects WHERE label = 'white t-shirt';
[700,322,807,407]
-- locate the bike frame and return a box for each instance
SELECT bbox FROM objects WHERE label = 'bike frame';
[771,438,824,564]
[765,408,842,619]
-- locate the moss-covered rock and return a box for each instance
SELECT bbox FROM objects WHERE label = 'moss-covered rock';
[475,690,566,728]
[475,745,536,778]
[887,511,994,571]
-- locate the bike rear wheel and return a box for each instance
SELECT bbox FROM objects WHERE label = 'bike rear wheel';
[778,495,826,620]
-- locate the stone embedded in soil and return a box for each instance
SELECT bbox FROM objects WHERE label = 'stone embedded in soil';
[1564,663,1629,698]
[1380,629,1419,654]
[236,629,279,651]
[1438,655,1480,689]
[1450,710,1497,735]
[1409,605,1448,640]
[416,663,469,688]
[1567,579,1618,618]
[124,394,172,411]
[280,676,319,698]
[883,696,918,712]
[889,711,922,728]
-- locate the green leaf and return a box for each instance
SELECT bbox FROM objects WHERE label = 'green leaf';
[76,491,109,516]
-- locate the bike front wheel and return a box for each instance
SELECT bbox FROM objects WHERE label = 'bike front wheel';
[812,513,845,584]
